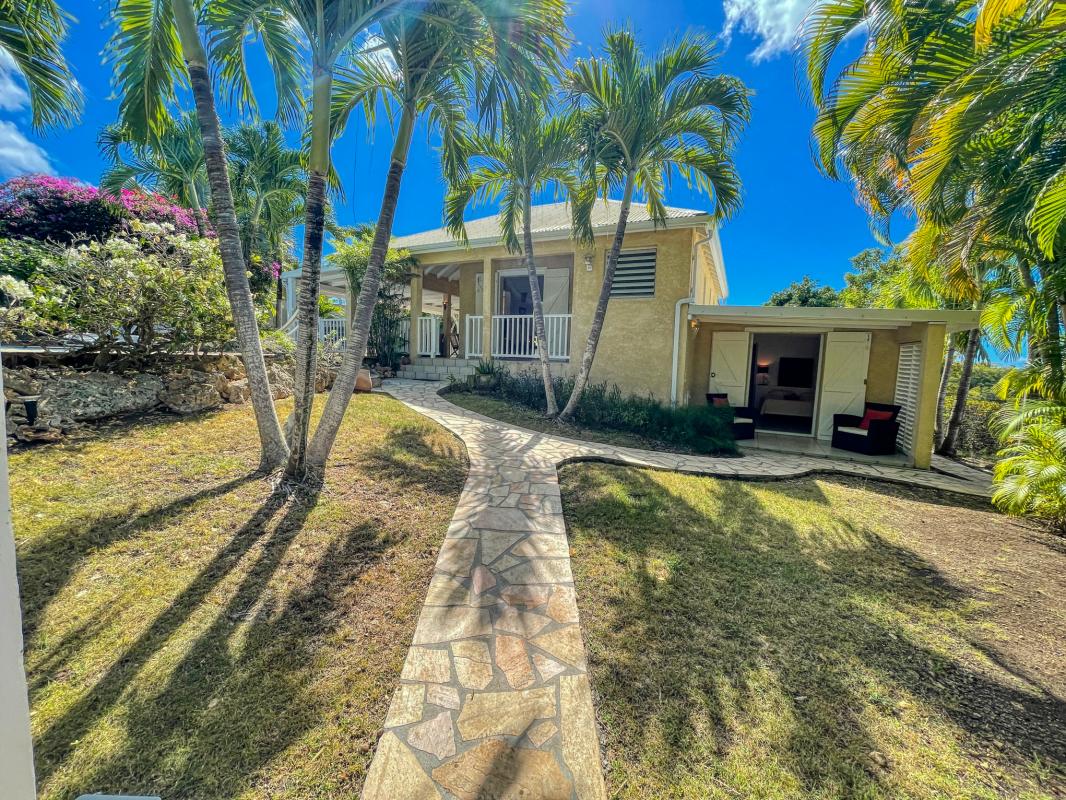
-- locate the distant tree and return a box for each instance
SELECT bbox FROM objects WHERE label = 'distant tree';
[765,276,839,307]
[840,247,905,308]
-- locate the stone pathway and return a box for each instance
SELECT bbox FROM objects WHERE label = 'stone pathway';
[361,380,993,800]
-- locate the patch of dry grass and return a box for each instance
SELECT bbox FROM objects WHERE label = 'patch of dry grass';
[13,394,467,800]
[561,465,1065,800]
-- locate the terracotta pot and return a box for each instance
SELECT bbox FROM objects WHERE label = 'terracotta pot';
[355,368,374,393]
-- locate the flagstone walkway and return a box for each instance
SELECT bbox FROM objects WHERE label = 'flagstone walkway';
[361,380,993,800]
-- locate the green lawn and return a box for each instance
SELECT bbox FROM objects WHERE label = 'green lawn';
[443,390,708,453]
[13,395,467,800]
[561,464,1066,799]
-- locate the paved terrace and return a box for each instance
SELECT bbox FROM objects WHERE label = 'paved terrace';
[361,379,993,799]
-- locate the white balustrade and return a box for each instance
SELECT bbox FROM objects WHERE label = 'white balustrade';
[318,318,347,350]
[417,315,441,357]
[459,314,571,360]
[464,315,484,358]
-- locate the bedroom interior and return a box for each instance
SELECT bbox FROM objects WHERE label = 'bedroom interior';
[750,333,822,435]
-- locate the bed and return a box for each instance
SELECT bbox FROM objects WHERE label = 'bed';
[760,389,814,418]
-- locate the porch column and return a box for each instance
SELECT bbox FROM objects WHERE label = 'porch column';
[410,267,423,361]
[442,293,452,358]
[912,322,946,469]
[284,275,298,321]
[481,258,493,360]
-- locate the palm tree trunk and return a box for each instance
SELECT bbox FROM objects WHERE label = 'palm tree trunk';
[523,190,557,416]
[304,106,417,476]
[558,171,635,422]
[934,340,955,448]
[937,327,978,457]
[285,65,332,478]
[172,0,288,471]
[187,181,207,237]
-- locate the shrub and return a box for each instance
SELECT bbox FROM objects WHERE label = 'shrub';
[0,175,199,244]
[992,402,1066,532]
[485,368,736,454]
[0,237,54,280]
[0,222,233,364]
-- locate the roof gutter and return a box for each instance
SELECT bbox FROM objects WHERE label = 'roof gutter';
[670,231,714,407]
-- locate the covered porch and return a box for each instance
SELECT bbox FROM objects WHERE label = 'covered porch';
[683,305,982,468]
[410,254,574,362]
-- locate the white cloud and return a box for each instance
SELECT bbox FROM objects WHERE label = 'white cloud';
[0,121,53,177]
[0,51,30,112]
[722,0,816,62]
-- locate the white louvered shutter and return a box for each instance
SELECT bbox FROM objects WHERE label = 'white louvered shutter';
[610,250,656,297]
[893,342,923,454]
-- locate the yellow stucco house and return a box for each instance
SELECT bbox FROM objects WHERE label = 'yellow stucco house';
[284,201,978,468]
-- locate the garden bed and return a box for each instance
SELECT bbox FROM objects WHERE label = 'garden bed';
[14,394,467,799]
[561,464,1065,799]
[443,390,707,452]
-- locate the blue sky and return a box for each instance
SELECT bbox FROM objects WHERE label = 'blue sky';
[0,0,895,305]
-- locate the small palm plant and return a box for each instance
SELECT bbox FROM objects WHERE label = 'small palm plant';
[559,29,750,421]
[446,99,588,416]
[99,112,209,235]
[992,401,1066,532]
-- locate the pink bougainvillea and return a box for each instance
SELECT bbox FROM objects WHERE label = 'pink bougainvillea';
[0,174,202,243]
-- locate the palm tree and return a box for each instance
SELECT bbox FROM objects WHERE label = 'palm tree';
[0,0,82,130]
[300,0,568,478]
[105,0,299,470]
[557,29,750,421]
[208,0,416,477]
[99,113,210,235]
[227,121,305,272]
[445,100,586,416]
[802,0,1066,389]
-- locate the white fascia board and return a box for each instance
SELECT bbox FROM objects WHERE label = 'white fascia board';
[689,304,981,332]
[398,215,715,256]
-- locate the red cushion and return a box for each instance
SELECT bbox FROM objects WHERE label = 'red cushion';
[859,408,895,430]
[711,396,730,408]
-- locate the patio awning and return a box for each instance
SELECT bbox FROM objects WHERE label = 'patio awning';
[688,305,980,333]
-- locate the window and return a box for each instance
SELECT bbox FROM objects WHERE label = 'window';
[610,249,656,298]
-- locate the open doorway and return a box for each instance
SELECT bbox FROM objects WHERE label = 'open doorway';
[750,333,822,435]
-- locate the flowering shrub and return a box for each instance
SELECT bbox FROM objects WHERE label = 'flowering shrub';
[0,222,233,363]
[0,175,200,244]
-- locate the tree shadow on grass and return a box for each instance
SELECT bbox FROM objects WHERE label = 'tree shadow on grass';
[17,473,259,645]
[353,422,469,496]
[561,465,1066,797]
[61,506,396,799]
[32,485,306,789]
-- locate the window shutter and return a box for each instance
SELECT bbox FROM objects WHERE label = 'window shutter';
[610,249,656,297]
[893,342,923,454]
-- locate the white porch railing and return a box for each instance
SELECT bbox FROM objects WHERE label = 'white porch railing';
[417,315,441,357]
[318,318,346,350]
[464,315,484,358]
[463,314,571,360]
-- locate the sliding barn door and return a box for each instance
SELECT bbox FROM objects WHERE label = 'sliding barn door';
[709,332,751,406]
[817,332,871,439]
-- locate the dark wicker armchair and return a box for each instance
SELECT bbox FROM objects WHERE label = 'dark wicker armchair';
[707,393,756,441]
[831,402,901,456]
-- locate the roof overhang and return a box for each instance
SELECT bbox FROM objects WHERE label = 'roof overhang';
[396,214,716,256]
[689,305,980,333]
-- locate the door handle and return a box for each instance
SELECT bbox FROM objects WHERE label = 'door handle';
[710,372,716,378]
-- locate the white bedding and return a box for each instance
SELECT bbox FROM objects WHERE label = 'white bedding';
[761,397,814,417]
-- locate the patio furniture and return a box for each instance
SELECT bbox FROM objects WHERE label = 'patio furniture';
[707,393,755,441]
[831,402,901,456]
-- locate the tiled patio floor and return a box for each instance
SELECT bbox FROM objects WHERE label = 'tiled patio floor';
[361,380,993,800]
